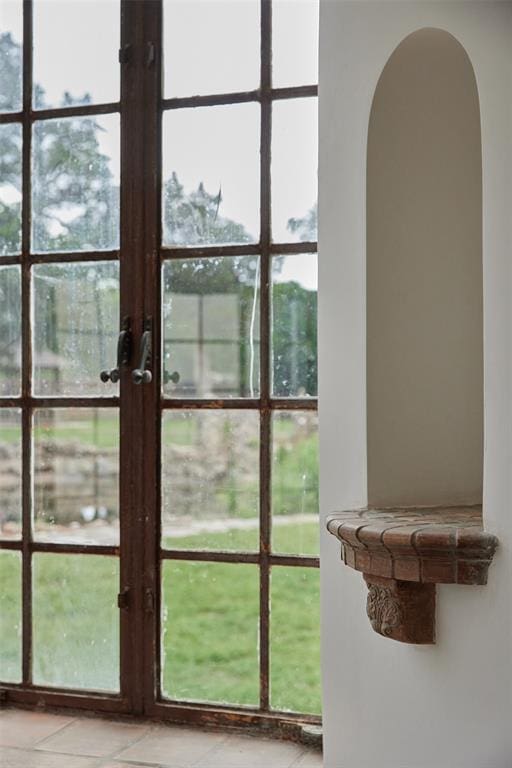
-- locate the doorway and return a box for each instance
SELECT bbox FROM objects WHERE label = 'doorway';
[0,0,319,731]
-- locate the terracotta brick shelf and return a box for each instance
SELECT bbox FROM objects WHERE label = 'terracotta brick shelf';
[326,506,498,644]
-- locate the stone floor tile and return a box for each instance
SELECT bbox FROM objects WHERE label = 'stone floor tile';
[36,717,150,758]
[101,763,157,768]
[194,733,304,768]
[0,746,98,768]
[117,725,227,767]
[292,747,324,767]
[0,710,74,748]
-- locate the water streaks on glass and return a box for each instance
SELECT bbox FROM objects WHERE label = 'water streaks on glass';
[0,124,22,256]
[0,551,22,683]
[33,409,119,546]
[33,261,119,396]
[0,409,22,541]
[32,115,120,253]
[163,257,260,398]
[0,266,21,395]
[162,410,259,552]
[33,553,119,692]
[272,253,317,398]
[272,411,319,555]
[0,1,22,113]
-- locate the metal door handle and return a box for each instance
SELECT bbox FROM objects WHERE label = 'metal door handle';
[132,318,153,385]
[100,317,133,383]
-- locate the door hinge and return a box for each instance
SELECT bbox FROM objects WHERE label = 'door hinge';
[117,587,130,610]
[144,588,155,613]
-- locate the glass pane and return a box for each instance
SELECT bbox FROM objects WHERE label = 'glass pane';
[33,553,119,691]
[272,412,319,555]
[0,123,22,255]
[0,266,21,394]
[33,0,119,109]
[163,257,260,397]
[162,105,259,246]
[272,0,319,88]
[33,261,119,396]
[272,98,318,242]
[34,409,119,545]
[162,411,259,551]
[0,409,22,541]
[272,254,317,397]
[164,0,259,98]
[162,561,259,705]
[0,551,22,683]
[32,115,120,253]
[0,1,22,113]
[270,567,321,713]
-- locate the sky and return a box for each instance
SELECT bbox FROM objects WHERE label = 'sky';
[1,0,318,288]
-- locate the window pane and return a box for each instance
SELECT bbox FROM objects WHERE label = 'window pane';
[272,412,319,555]
[162,105,259,246]
[0,1,22,113]
[32,115,120,253]
[33,0,119,109]
[0,266,21,395]
[164,0,259,98]
[33,553,119,691]
[163,257,260,397]
[270,567,321,713]
[162,561,259,705]
[272,98,317,242]
[162,411,259,552]
[0,550,22,683]
[272,254,317,397]
[34,409,119,546]
[0,409,22,541]
[33,261,119,396]
[0,123,22,255]
[272,0,319,88]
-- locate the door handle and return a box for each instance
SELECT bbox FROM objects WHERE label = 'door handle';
[132,317,153,385]
[100,317,133,383]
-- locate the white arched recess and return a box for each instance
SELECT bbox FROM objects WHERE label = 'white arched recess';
[318,3,512,768]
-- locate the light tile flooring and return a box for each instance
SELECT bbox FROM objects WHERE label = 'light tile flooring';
[0,709,322,768]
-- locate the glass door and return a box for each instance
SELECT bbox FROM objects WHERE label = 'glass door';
[0,0,140,714]
[0,0,320,731]
[146,0,321,729]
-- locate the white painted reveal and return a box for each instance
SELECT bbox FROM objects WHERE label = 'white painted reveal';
[319,2,512,767]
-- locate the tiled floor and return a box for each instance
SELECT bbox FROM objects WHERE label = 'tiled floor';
[0,708,322,768]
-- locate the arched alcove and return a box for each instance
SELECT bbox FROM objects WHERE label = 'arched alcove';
[366,28,483,508]
[326,27,498,646]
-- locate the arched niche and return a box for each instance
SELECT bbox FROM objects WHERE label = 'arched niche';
[366,28,483,509]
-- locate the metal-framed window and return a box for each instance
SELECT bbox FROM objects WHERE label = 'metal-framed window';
[0,0,319,733]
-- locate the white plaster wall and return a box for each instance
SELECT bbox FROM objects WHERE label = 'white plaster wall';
[318,3,512,767]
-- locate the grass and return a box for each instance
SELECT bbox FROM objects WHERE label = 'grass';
[0,411,321,713]
[0,524,321,714]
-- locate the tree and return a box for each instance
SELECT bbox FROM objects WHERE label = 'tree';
[0,30,317,395]
[287,202,317,242]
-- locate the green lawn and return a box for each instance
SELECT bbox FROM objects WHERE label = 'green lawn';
[0,524,321,715]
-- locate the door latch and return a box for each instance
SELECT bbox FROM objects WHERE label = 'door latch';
[100,316,133,383]
[132,317,153,385]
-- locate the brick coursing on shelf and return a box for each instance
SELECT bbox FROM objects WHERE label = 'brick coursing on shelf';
[327,506,498,644]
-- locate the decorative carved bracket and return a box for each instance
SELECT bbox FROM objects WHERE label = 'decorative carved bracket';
[327,506,498,644]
